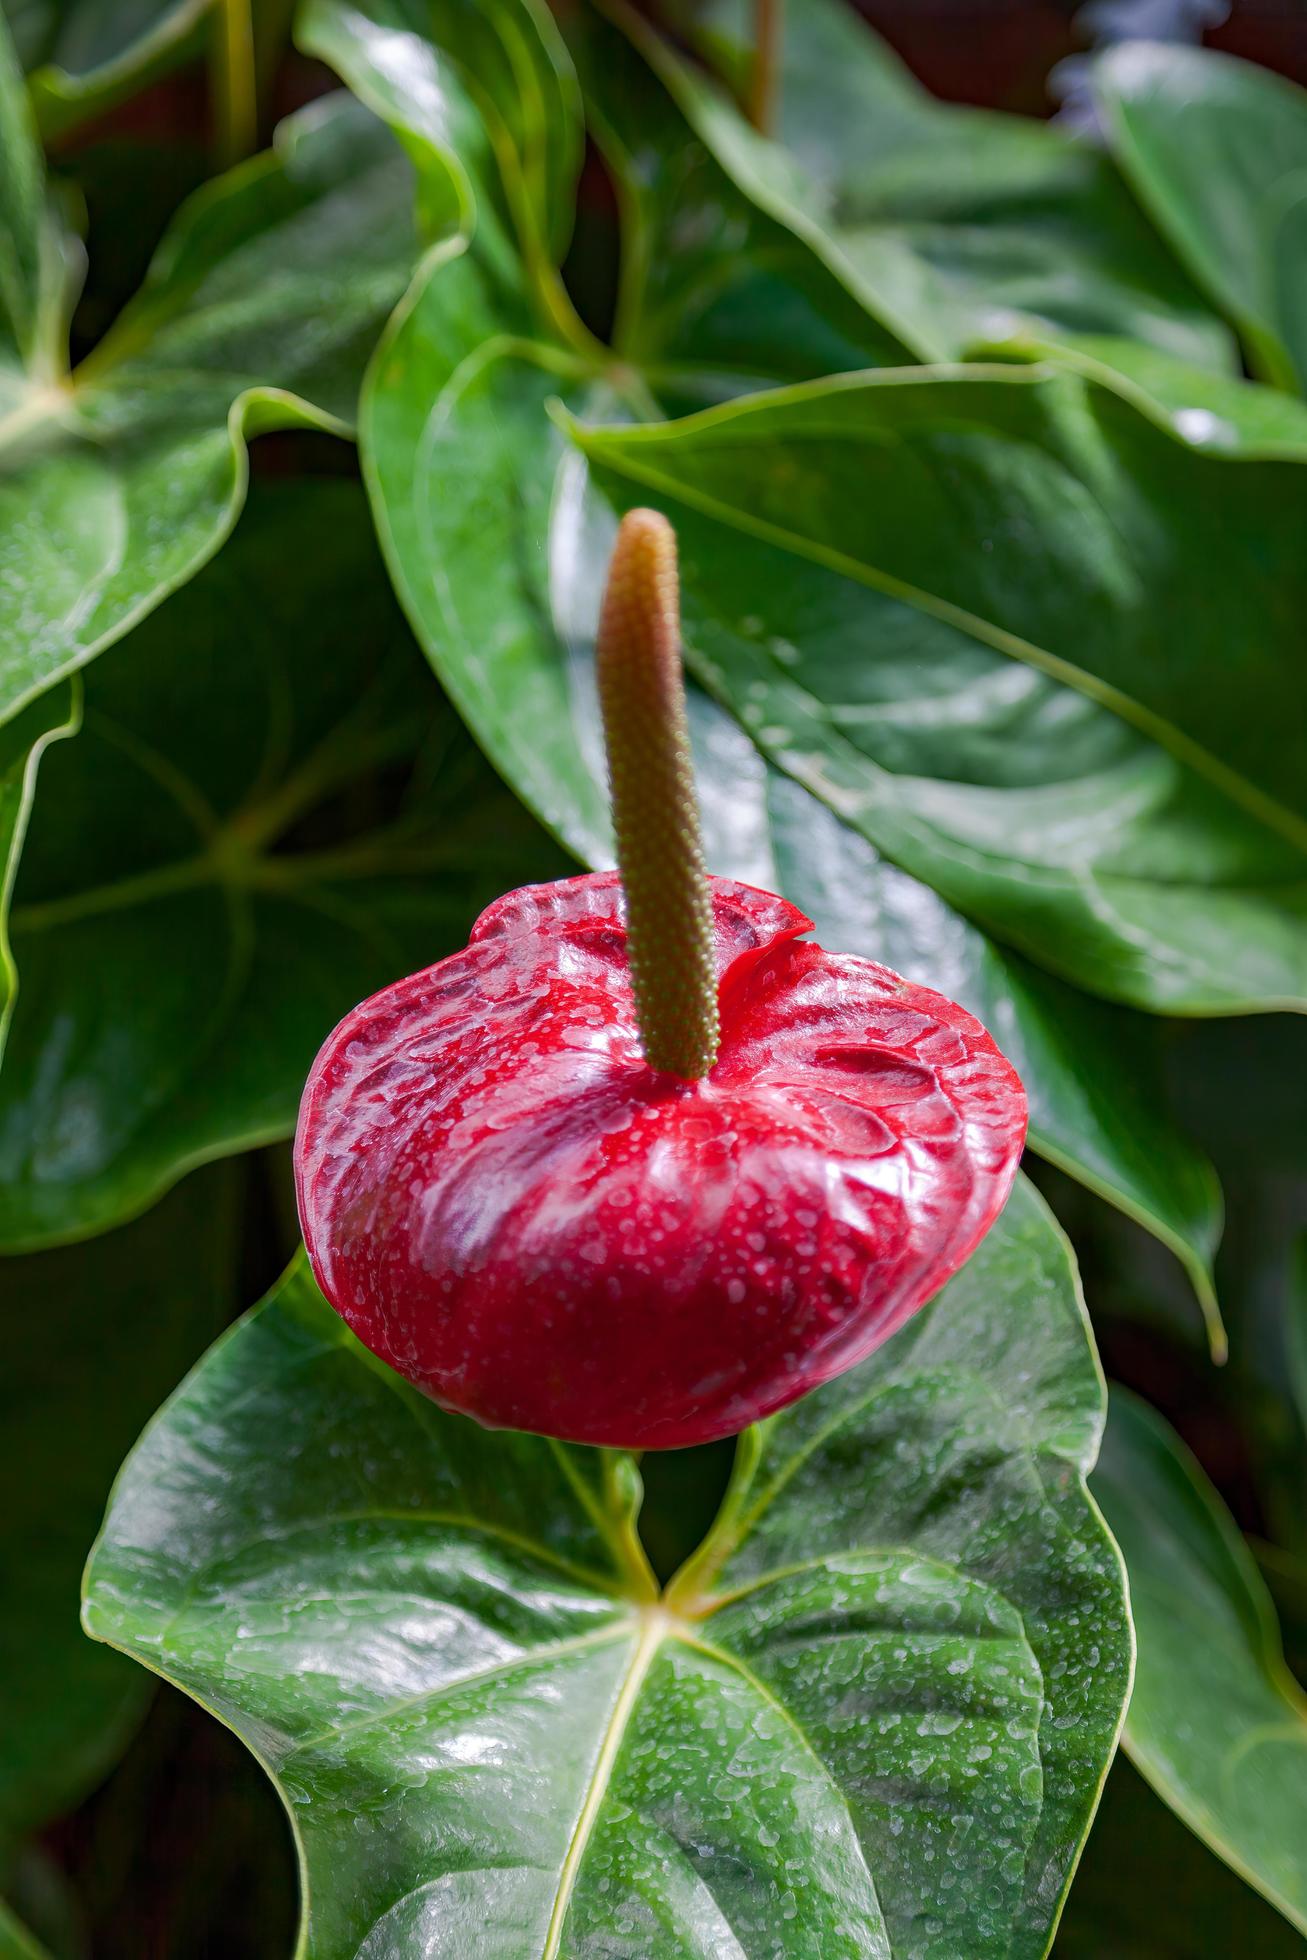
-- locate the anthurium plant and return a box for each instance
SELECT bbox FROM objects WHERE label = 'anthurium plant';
[2,1,1306,1954]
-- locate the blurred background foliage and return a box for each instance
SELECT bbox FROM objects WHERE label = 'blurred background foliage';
[2,0,1306,1953]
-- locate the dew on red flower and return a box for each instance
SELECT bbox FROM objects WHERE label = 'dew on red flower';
[295,871,1026,1448]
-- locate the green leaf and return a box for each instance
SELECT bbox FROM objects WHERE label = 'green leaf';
[1093,1389,1307,1937]
[568,7,913,398]
[413,0,584,268]
[301,0,582,285]
[296,0,500,247]
[0,9,40,373]
[1094,41,1307,395]
[971,330,1307,458]
[0,1164,238,1842]
[83,1176,1129,1957]
[309,0,914,403]
[667,1177,1130,1957]
[4,0,212,136]
[0,86,419,733]
[0,477,563,1251]
[573,367,1307,1013]
[1054,1754,1307,1959]
[611,0,1234,374]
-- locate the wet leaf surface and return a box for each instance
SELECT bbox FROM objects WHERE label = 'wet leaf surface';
[575,369,1307,1013]
[83,1177,1129,1957]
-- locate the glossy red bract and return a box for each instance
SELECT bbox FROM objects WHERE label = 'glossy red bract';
[294,873,1026,1448]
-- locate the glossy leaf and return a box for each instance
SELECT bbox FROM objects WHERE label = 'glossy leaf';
[301,0,583,278]
[568,6,912,399]
[5,0,211,135]
[405,0,584,269]
[612,0,1234,374]
[296,0,500,247]
[973,330,1307,458]
[0,85,418,732]
[574,369,1307,1011]
[305,0,905,404]
[0,478,563,1250]
[1054,1754,1307,1959]
[1094,41,1307,394]
[0,1165,238,1842]
[667,1176,1131,1957]
[1094,1390,1307,1936]
[83,1176,1129,1957]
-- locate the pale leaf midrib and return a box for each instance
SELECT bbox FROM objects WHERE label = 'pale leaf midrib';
[540,1608,668,1959]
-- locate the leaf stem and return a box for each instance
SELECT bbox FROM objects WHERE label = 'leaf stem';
[213,0,258,168]
[748,0,783,135]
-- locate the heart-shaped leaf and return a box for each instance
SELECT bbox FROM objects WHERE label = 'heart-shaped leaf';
[0,68,419,734]
[574,371,1307,1012]
[609,0,1235,376]
[1094,41,1307,395]
[1094,1389,1307,1937]
[0,1164,238,1844]
[83,1175,1130,1957]
[0,477,563,1250]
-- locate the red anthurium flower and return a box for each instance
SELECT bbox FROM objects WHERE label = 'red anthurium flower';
[296,870,1025,1448]
[295,510,1026,1448]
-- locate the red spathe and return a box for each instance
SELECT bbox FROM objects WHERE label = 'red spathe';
[294,873,1027,1449]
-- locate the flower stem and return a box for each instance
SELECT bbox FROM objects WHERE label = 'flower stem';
[596,511,719,1080]
[213,0,258,168]
[749,0,783,135]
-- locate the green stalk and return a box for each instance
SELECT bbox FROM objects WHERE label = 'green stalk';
[749,0,783,134]
[213,0,258,168]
